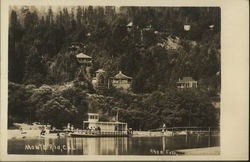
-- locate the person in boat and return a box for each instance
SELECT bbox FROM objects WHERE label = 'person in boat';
[92,127,96,134]
[40,126,46,135]
[128,128,133,135]
[67,123,71,131]
[70,125,74,132]
[89,127,93,134]
[86,126,89,134]
[97,126,101,134]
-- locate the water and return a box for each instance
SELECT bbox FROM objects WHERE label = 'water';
[8,135,220,155]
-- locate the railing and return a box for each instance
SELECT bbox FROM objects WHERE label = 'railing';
[75,129,128,136]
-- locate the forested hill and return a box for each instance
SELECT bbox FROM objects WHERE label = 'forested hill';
[9,6,220,94]
[8,6,221,129]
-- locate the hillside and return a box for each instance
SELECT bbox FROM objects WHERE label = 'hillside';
[9,6,220,93]
[8,6,221,130]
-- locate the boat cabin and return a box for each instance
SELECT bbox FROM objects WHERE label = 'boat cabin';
[83,113,128,134]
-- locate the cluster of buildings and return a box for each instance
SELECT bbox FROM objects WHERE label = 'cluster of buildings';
[75,52,133,91]
[75,51,198,91]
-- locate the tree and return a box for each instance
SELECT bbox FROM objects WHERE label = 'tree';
[76,6,82,26]
[9,10,24,83]
[8,82,33,126]
[161,90,219,127]
[46,8,54,25]
[24,46,44,84]
[60,86,89,128]
[39,96,78,128]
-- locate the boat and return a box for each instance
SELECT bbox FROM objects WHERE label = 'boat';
[40,133,59,138]
[49,129,73,134]
[70,113,132,138]
[70,132,130,137]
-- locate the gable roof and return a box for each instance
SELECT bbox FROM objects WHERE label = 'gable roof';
[178,77,196,82]
[96,69,105,73]
[76,53,92,59]
[112,71,132,80]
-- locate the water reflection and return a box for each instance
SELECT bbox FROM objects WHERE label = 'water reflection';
[8,135,219,155]
[150,135,220,155]
[65,137,128,155]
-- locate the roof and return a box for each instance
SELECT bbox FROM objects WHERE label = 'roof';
[96,69,105,73]
[83,121,127,125]
[126,22,133,27]
[112,71,132,80]
[87,113,99,116]
[76,53,92,59]
[178,77,197,82]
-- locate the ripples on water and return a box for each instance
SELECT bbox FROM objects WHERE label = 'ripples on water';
[8,135,220,155]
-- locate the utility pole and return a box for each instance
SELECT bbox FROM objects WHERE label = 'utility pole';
[188,107,191,127]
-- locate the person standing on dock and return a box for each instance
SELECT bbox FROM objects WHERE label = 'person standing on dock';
[162,123,166,133]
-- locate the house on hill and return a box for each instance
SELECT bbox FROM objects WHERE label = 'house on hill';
[109,71,132,91]
[76,53,92,66]
[92,69,106,88]
[75,53,92,81]
[176,77,198,89]
[126,22,133,32]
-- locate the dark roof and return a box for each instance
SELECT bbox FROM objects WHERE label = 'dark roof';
[76,53,92,59]
[112,71,132,80]
[178,77,196,82]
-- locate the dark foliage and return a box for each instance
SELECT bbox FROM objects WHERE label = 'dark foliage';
[8,6,220,129]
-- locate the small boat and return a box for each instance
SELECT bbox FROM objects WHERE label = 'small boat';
[49,129,73,134]
[40,133,60,138]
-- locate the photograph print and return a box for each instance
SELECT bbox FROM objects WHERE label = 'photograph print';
[7,5,221,156]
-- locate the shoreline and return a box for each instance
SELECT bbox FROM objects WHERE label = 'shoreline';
[8,129,219,139]
[176,146,220,155]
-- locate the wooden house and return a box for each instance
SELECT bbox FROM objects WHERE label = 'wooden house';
[176,77,198,89]
[76,53,92,66]
[110,71,132,91]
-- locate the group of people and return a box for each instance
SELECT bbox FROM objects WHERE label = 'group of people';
[86,126,101,134]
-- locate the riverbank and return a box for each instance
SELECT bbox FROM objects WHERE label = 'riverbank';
[177,146,220,155]
[8,129,219,139]
[8,129,174,139]
[132,131,173,137]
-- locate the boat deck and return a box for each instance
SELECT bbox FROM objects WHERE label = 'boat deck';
[70,131,130,137]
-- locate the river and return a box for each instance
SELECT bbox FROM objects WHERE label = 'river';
[8,134,219,155]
